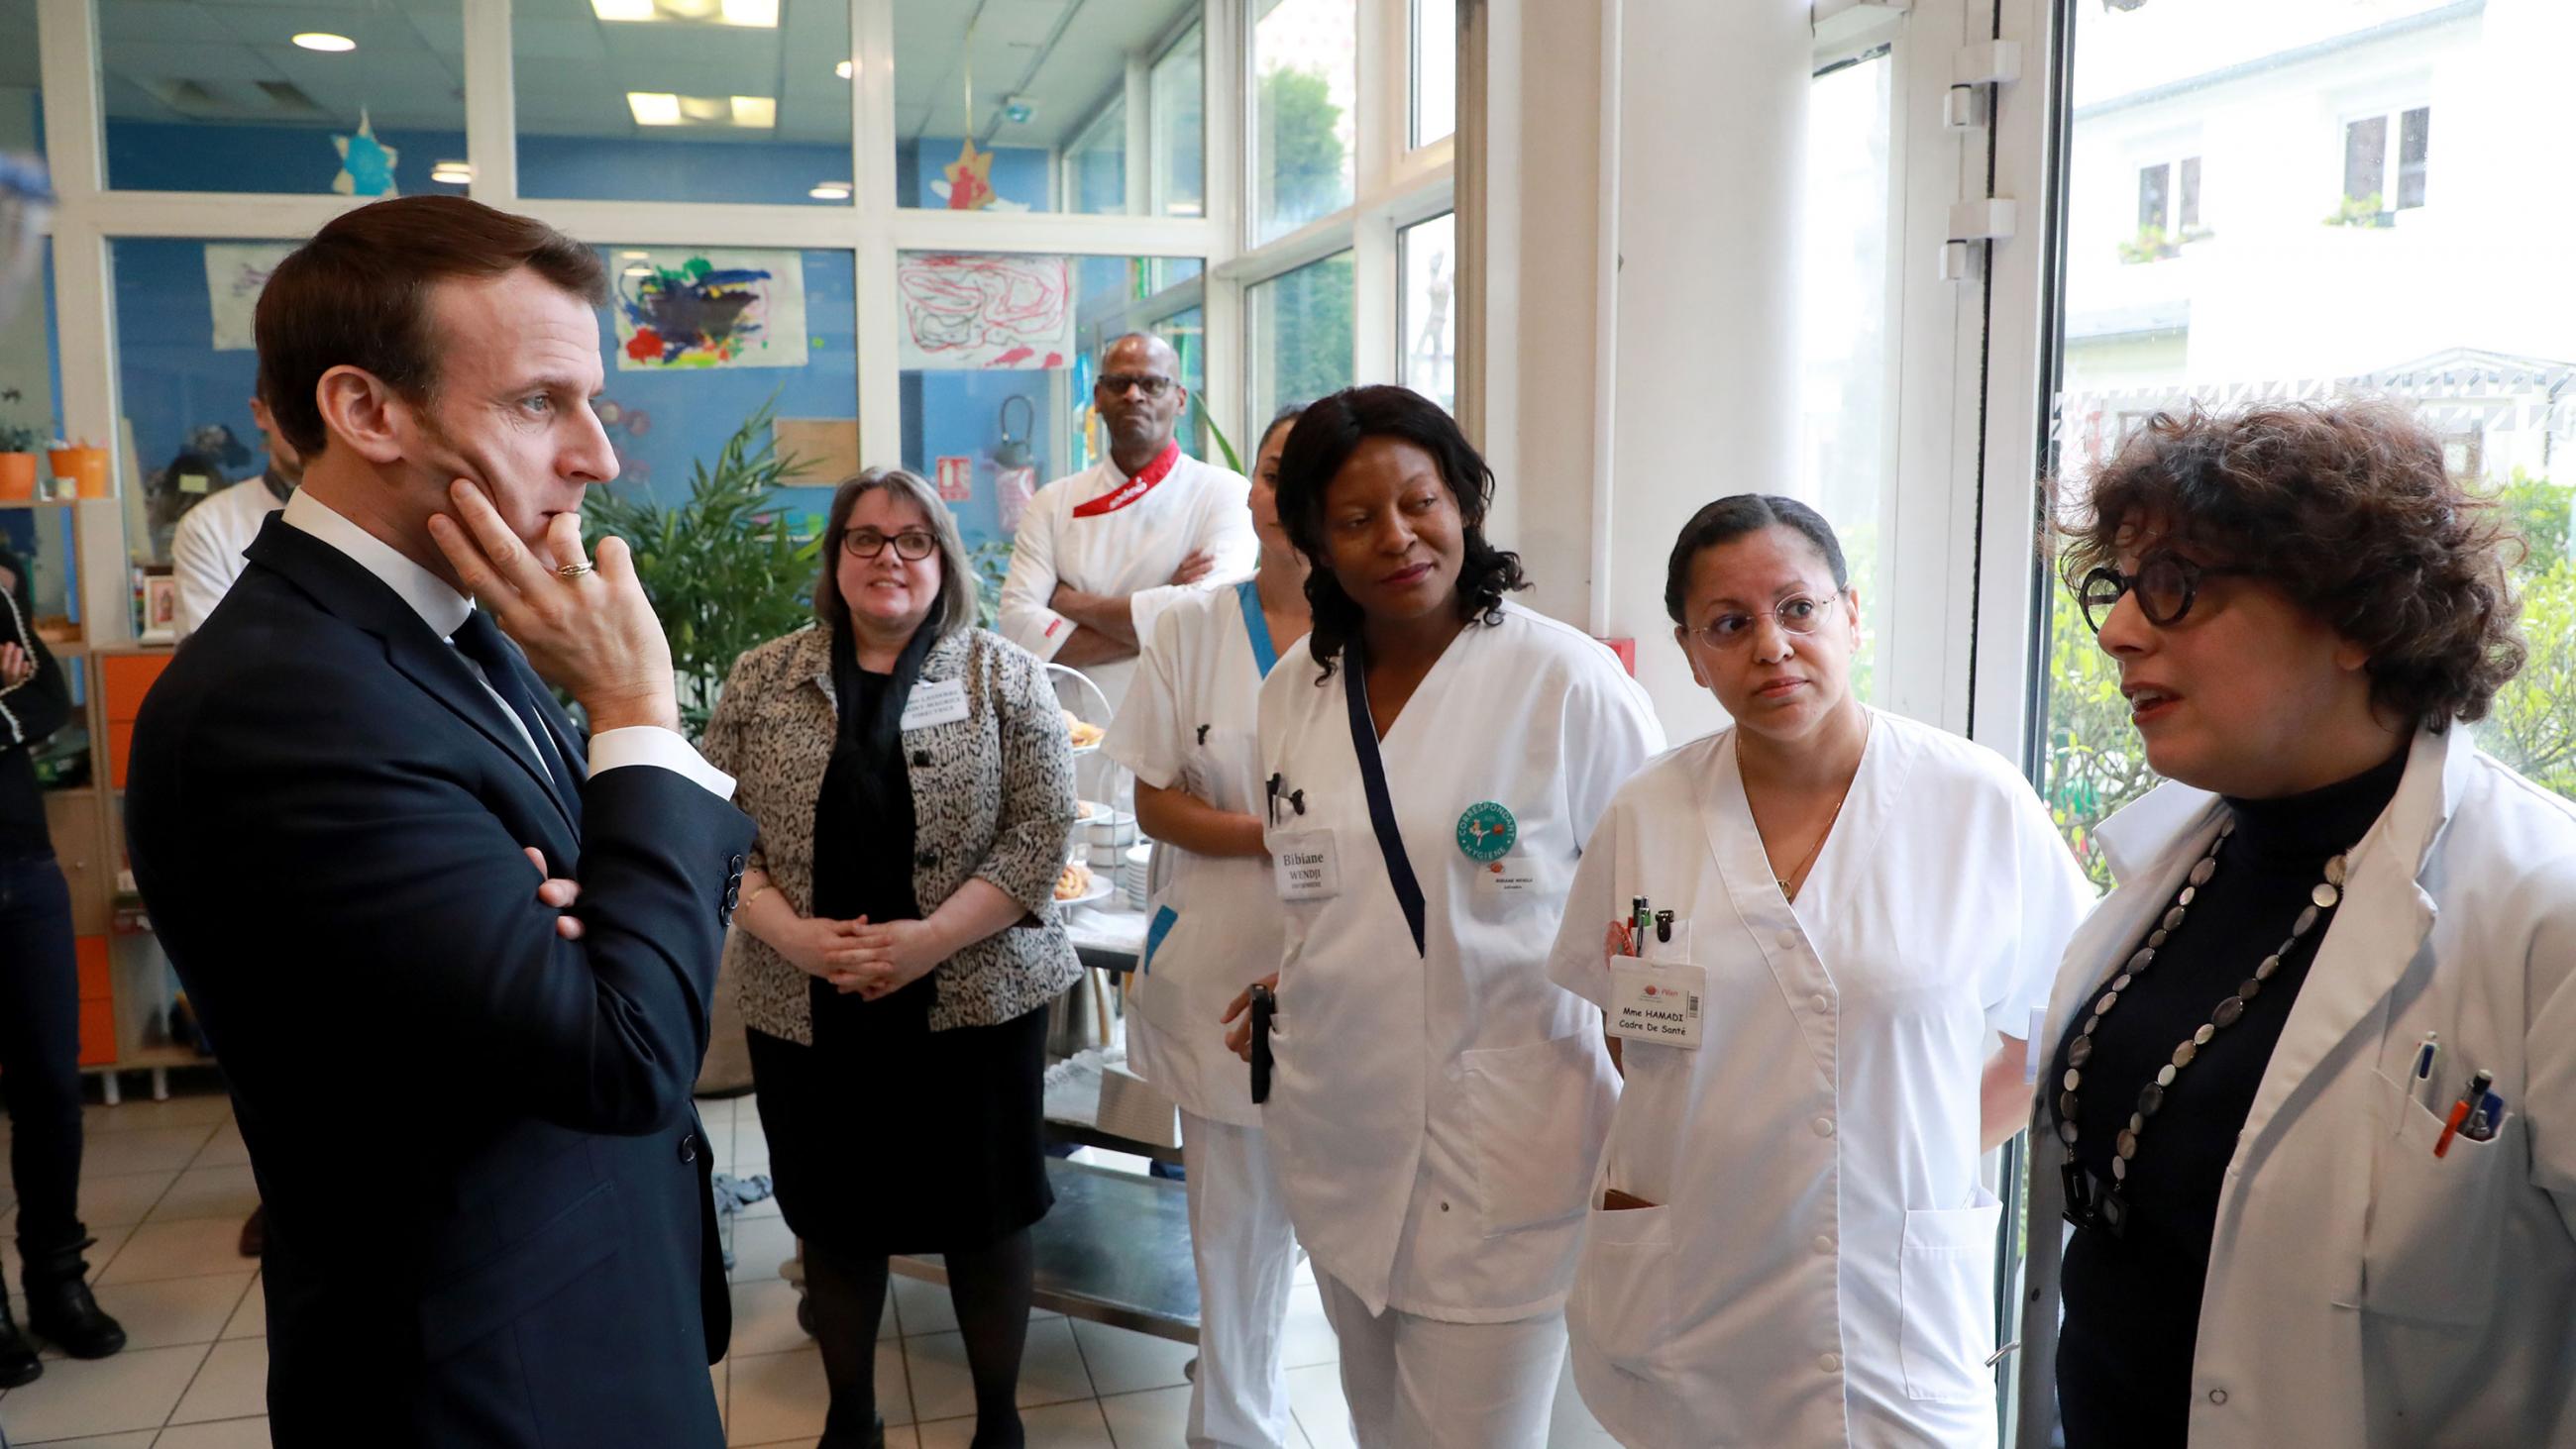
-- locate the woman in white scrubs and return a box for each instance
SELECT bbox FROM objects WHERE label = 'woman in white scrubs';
[1550,494,2091,1447]
[1101,403,1310,1449]
[2019,403,2576,1449]
[1228,385,1664,1449]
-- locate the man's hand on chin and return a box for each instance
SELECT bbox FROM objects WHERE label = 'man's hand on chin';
[427,482,680,735]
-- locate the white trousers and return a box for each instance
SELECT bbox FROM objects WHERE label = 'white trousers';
[1180,1109,1301,1449]
[1313,1269,1567,1449]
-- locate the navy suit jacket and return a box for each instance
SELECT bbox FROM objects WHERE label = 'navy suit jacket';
[126,515,756,1447]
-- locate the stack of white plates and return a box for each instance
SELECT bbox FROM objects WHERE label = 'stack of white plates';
[1119,843,1153,911]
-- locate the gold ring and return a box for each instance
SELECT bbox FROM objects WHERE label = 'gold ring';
[556,562,595,579]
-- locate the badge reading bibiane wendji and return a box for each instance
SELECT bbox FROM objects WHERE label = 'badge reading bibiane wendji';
[1455,800,1518,863]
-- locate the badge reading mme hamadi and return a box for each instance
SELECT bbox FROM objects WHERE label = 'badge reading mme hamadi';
[1455,801,1519,862]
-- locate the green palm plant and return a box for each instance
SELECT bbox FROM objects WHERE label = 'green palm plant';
[581,396,824,740]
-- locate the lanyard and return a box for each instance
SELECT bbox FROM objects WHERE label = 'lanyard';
[1070,442,1182,518]
[1343,640,1428,958]
[1235,578,1280,678]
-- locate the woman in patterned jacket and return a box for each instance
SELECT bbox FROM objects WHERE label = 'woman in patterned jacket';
[703,466,1080,1449]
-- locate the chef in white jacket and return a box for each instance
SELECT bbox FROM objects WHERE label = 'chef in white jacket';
[1100,403,1312,1449]
[1234,386,1664,1449]
[1550,494,2090,1448]
[998,332,1256,709]
[2015,403,2576,1449]
[170,384,302,640]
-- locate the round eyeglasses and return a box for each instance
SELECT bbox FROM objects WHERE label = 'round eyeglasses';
[2075,553,2259,634]
[1686,589,1843,650]
[840,528,938,562]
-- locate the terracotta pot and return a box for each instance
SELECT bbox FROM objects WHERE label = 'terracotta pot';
[49,447,109,500]
[0,453,38,501]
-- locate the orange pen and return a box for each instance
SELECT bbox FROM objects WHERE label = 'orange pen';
[2433,1069,2493,1158]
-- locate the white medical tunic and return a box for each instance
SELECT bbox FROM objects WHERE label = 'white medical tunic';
[170,476,285,640]
[1257,602,1664,1322]
[1548,711,2090,1448]
[998,446,1256,709]
[1101,580,1288,1127]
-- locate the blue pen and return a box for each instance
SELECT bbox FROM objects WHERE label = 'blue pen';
[2414,1031,2439,1082]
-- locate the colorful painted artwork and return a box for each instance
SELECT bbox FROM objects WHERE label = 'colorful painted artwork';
[613,250,809,372]
[332,111,399,198]
[203,243,301,352]
[895,254,1074,371]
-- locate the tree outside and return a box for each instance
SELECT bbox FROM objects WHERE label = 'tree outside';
[1252,64,1356,415]
[2041,469,2576,887]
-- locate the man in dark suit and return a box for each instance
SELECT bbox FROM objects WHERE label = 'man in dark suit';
[125,195,755,1446]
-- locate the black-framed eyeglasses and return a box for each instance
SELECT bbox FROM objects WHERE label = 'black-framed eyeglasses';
[1686,589,1844,650]
[2075,553,2259,634]
[840,528,938,562]
[1096,372,1176,399]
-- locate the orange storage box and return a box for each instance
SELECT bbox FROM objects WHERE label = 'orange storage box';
[102,654,174,790]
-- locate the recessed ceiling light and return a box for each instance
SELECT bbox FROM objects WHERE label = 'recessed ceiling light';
[626,91,777,129]
[719,0,778,26]
[627,91,682,127]
[590,0,774,25]
[728,95,776,128]
[590,0,654,17]
[808,182,851,200]
[292,32,356,52]
[429,160,473,185]
[835,59,853,79]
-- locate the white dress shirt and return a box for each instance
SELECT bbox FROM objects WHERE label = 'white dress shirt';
[170,475,287,641]
[280,489,734,799]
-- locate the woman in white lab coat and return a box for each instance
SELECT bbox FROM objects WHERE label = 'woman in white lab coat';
[1100,403,1310,1449]
[1227,385,1664,1449]
[1549,494,2092,1447]
[2016,402,2576,1449]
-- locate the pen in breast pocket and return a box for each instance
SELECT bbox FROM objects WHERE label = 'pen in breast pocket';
[2433,1069,2492,1159]
[2413,1030,2438,1082]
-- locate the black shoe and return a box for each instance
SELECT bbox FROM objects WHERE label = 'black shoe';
[24,1240,127,1361]
[816,1414,885,1449]
[0,1293,41,1388]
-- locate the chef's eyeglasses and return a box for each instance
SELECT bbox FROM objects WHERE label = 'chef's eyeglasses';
[1096,372,1176,399]
[840,528,938,562]
[2075,553,2260,634]
[1687,590,1843,650]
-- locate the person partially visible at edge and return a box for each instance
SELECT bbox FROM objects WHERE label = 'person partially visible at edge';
[171,374,306,642]
[2020,401,2576,1449]
[123,194,755,1446]
[996,331,1256,708]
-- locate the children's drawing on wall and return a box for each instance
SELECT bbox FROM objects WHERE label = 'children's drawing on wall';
[203,243,301,352]
[614,250,809,371]
[896,254,1075,371]
[333,111,399,198]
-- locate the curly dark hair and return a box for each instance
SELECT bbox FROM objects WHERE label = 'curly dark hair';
[2053,401,2526,731]
[1273,385,1527,678]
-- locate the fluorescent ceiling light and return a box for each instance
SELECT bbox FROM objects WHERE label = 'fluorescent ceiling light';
[590,0,775,24]
[835,59,853,79]
[291,32,356,52]
[619,250,651,259]
[429,160,473,184]
[626,91,777,129]
[808,182,851,200]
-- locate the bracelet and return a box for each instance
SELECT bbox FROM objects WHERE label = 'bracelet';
[741,882,776,912]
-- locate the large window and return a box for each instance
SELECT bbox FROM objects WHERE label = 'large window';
[1799,50,1895,704]
[893,1,1202,214]
[1150,23,1207,218]
[898,252,1204,551]
[1246,251,1355,433]
[2041,0,2574,884]
[1252,0,1357,244]
[1399,211,1455,412]
[512,0,850,206]
[101,0,469,195]
[1412,0,1456,148]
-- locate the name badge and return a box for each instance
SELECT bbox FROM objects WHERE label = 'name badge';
[1607,960,1706,1049]
[901,678,970,732]
[1470,854,1541,899]
[1272,829,1342,901]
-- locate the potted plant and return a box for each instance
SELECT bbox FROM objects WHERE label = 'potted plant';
[0,422,43,501]
[579,396,825,741]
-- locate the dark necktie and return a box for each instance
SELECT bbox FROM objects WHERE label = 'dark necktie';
[450,609,581,814]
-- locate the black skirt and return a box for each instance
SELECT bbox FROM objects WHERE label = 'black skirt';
[745,985,1054,1257]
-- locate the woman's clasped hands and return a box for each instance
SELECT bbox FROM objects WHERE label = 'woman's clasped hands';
[778,913,947,1001]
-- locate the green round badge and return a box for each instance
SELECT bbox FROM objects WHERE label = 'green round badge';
[1456,801,1518,863]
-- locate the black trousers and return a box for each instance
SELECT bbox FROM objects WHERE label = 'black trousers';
[0,853,86,1262]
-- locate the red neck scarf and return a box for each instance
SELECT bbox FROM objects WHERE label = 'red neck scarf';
[1071,442,1183,518]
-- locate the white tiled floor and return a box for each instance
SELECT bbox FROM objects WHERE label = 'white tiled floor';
[1,1088,1616,1447]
